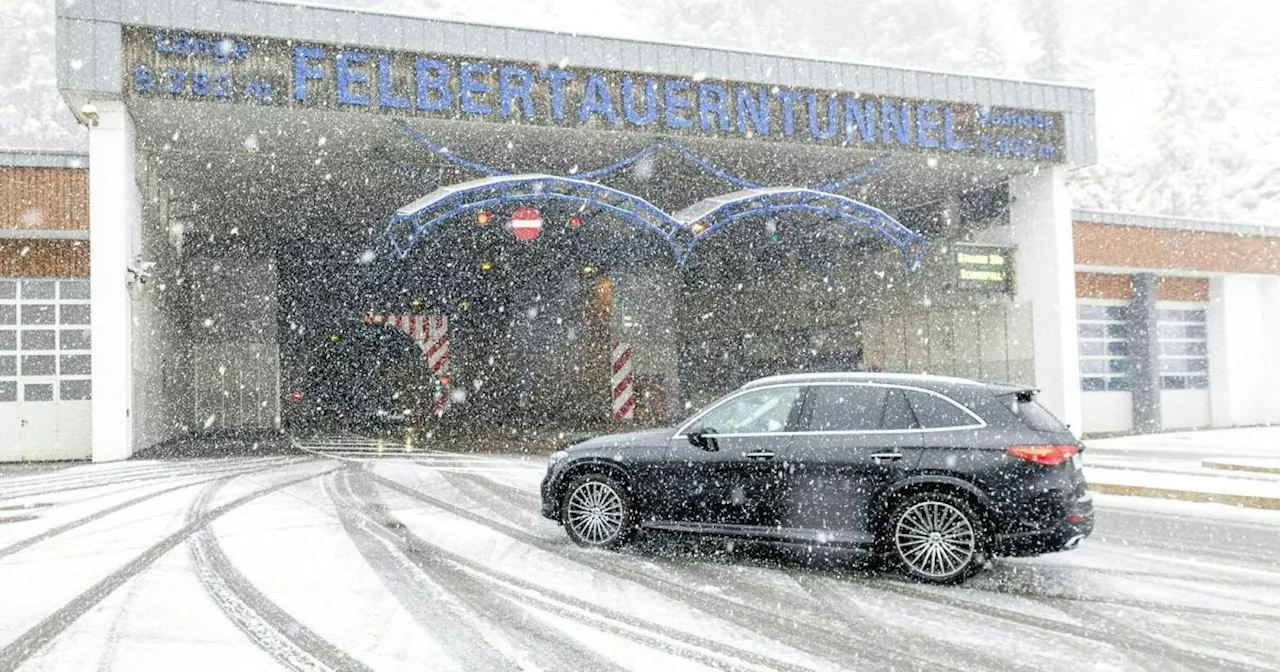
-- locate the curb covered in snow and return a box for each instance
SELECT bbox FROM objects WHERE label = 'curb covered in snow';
[1202,459,1280,475]
[1088,482,1280,510]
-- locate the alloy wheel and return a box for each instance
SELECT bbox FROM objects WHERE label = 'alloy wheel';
[566,481,625,545]
[894,500,977,578]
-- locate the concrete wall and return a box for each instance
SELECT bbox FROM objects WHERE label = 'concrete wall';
[610,266,679,422]
[131,160,189,450]
[185,256,280,432]
[1081,391,1133,434]
[855,217,1035,387]
[1208,274,1280,427]
[1161,390,1212,430]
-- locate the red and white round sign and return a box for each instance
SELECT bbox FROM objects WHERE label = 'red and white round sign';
[508,207,543,241]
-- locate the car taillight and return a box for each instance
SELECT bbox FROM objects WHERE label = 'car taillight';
[1007,445,1078,466]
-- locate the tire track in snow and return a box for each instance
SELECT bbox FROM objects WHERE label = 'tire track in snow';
[340,467,802,672]
[187,474,376,672]
[0,463,304,561]
[0,464,336,672]
[374,469,923,671]
[437,467,1280,672]
[333,469,633,672]
[443,468,1042,672]
[0,457,310,503]
[858,581,1276,672]
[1021,597,1280,672]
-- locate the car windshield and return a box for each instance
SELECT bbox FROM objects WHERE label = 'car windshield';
[3,1,1276,669]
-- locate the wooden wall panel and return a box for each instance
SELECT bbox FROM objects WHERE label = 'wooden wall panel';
[1075,272,1131,300]
[0,240,90,277]
[1155,276,1210,302]
[1076,272,1211,303]
[0,167,89,231]
[1075,221,1280,275]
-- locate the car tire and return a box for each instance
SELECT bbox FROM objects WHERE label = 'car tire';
[561,472,634,550]
[885,491,987,585]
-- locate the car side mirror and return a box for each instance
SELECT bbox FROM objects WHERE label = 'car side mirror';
[688,430,718,451]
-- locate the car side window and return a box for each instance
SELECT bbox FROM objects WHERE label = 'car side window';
[881,388,921,430]
[697,386,802,435]
[904,389,979,429]
[806,385,887,431]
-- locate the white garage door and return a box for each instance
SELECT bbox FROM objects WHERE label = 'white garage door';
[0,278,93,461]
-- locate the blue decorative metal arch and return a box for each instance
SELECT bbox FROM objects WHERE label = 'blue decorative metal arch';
[386,175,925,271]
[393,119,891,192]
[673,188,926,270]
[385,174,683,259]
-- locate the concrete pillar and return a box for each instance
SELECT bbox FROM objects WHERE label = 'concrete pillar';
[88,102,140,462]
[1127,273,1161,433]
[1009,167,1081,435]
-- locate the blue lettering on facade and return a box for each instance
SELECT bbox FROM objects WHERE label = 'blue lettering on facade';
[145,30,1065,162]
[498,65,534,119]
[735,87,769,136]
[579,73,619,125]
[881,100,912,146]
[698,83,731,132]
[154,29,248,63]
[807,93,839,140]
[775,90,803,137]
[293,46,326,102]
[459,62,492,115]
[539,69,573,120]
[335,51,369,106]
[844,97,876,144]
[621,77,658,126]
[915,103,939,148]
[415,59,452,111]
[663,80,693,130]
[944,107,967,151]
[377,54,409,109]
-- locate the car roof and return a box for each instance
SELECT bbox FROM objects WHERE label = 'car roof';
[739,372,1031,394]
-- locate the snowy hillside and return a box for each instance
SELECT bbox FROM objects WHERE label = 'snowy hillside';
[2,0,1277,225]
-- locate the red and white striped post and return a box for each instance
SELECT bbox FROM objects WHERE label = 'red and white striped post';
[425,315,450,416]
[363,312,450,416]
[611,341,634,421]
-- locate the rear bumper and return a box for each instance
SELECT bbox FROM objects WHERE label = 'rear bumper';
[995,516,1093,556]
[993,486,1094,557]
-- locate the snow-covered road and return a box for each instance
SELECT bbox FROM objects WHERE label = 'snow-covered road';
[1,451,1277,672]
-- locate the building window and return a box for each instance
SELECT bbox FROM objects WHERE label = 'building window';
[0,277,91,403]
[1157,306,1208,390]
[1077,302,1129,391]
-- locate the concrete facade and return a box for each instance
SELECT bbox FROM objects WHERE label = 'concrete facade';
[27,0,1113,460]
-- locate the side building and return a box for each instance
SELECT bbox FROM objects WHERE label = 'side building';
[1072,210,1280,435]
[1,150,92,460]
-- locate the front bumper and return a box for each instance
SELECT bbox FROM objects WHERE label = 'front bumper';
[540,472,559,521]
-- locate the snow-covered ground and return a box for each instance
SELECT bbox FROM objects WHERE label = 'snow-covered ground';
[1083,426,1280,505]
[1,449,1278,671]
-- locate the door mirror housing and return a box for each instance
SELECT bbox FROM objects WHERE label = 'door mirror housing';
[687,430,718,451]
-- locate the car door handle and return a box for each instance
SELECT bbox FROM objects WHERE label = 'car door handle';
[743,451,776,460]
[870,451,904,462]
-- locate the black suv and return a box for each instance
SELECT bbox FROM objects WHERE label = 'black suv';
[541,373,1093,584]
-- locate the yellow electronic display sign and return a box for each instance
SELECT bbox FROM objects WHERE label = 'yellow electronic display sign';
[954,244,1014,293]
